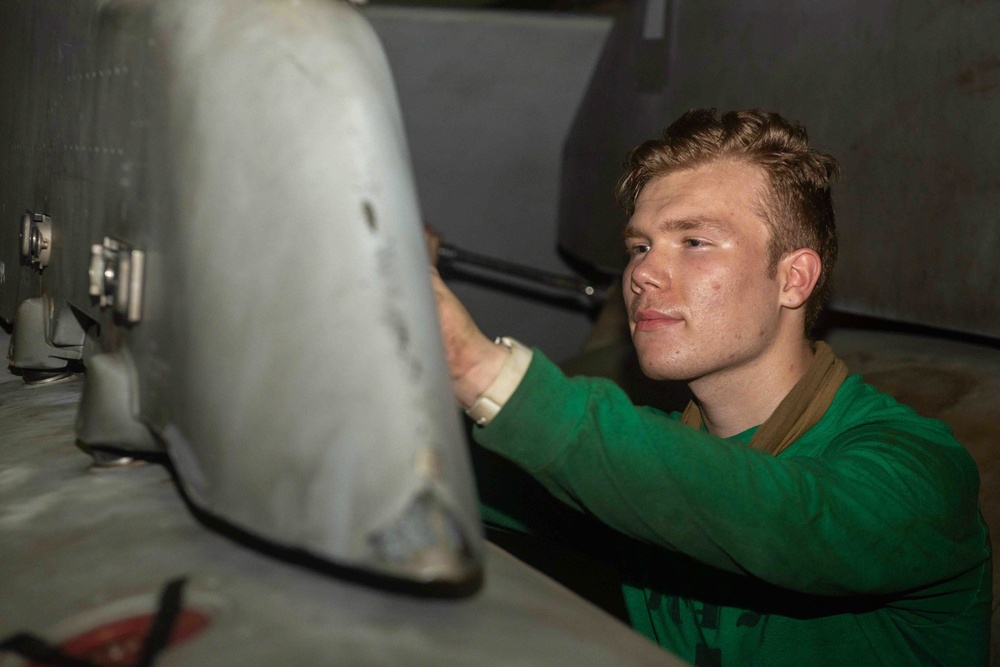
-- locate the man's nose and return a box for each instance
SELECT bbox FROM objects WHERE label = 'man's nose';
[628,252,668,293]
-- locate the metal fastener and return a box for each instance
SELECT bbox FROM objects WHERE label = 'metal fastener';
[89,237,145,324]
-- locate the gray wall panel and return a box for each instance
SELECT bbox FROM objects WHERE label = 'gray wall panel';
[366,7,612,362]
[559,0,1000,339]
[663,1,1000,338]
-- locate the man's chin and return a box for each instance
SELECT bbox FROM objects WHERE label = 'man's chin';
[636,354,697,383]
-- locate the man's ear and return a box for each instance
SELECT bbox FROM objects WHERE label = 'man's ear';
[778,249,822,310]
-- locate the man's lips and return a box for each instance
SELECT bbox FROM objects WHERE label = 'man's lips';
[632,308,683,332]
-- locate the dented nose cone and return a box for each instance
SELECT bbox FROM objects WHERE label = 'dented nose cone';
[147,0,484,590]
[34,0,486,592]
[368,489,482,587]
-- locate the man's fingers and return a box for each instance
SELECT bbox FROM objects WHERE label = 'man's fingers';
[424,225,442,266]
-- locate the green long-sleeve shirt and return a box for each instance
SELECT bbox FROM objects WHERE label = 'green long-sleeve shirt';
[475,349,991,666]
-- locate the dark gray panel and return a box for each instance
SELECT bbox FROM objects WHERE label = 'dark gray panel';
[560,0,1000,339]
[366,7,611,361]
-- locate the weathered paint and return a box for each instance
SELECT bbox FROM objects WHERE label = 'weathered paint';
[0,0,483,586]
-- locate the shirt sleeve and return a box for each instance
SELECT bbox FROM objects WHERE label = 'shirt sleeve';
[473,349,988,598]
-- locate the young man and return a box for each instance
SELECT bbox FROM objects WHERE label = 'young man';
[429,109,991,665]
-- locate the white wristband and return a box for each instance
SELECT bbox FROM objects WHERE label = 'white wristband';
[464,336,533,427]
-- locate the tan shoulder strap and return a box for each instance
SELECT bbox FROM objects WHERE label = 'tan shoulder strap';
[679,342,849,456]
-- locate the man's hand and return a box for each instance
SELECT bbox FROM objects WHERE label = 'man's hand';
[425,229,508,408]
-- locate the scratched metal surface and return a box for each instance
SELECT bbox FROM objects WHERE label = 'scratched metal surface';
[0,0,483,585]
[558,0,1000,339]
[0,347,684,666]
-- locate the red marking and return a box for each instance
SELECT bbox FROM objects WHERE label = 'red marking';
[30,610,210,667]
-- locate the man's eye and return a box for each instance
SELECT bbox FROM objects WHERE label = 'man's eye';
[684,238,707,248]
[628,244,650,256]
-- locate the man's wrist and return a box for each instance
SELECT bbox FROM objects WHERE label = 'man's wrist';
[464,337,532,427]
[452,333,509,407]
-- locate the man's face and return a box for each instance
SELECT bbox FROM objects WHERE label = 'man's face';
[622,160,785,384]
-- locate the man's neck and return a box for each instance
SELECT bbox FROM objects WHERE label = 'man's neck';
[689,335,816,438]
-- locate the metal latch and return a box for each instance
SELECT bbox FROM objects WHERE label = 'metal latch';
[89,237,145,325]
[20,212,53,270]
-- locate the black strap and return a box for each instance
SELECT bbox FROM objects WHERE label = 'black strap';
[136,578,187,667]
[0,577,189,667]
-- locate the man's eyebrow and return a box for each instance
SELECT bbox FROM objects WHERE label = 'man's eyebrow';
[623,216,731,241]
[622,225,643,241]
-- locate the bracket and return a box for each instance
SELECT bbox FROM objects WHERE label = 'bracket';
[89,237,145,325]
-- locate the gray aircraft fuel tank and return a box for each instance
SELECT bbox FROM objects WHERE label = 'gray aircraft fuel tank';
[2,0,483,585]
